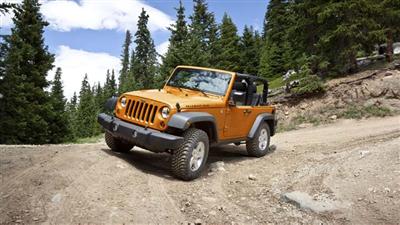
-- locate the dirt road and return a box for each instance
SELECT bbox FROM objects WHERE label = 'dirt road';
[1,116,399,224]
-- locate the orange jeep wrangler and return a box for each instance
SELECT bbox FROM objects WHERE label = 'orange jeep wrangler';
[98,66,277,180]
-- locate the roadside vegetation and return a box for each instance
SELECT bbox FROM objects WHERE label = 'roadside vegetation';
[278,103,395,132]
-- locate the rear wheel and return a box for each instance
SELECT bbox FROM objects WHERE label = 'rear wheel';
[171,128,209,181]
[246,123,270,157]
[105,131,134,153]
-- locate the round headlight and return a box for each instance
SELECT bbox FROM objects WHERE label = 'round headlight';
[161,107,170,119]
[120,97,127,107]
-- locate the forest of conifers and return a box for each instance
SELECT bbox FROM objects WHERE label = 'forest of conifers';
[0,0,398,144]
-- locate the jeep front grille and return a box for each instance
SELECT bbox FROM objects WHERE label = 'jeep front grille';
[124,99,158,124]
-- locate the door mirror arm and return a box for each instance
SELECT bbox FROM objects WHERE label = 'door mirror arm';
[228,98,236,107]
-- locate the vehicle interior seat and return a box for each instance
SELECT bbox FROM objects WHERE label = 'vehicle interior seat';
[232,81,247,106]
[247,83,261,106]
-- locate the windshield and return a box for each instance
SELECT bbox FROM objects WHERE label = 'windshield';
[167,68,232,96]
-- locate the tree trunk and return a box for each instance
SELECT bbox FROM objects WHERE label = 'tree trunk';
[349,50,358,73]
[386,30,394,63]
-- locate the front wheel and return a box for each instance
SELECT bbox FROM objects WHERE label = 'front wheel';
[105,131,134,153]
[246,123,271,157]
[171,128,209,181]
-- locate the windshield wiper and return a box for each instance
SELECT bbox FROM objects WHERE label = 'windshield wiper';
[169,84,183,92]
[187,87,209,97]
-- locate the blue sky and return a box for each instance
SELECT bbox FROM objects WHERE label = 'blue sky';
[1,0,269,98]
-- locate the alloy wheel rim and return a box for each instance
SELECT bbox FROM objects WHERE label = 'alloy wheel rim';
[258,129,269,151]
[190,141,205,171]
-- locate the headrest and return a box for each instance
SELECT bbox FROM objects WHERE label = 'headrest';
[233,82,247,92]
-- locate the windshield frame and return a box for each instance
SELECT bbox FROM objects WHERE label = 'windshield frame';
[165,67,234,97]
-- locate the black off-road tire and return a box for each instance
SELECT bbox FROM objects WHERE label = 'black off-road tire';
[246,123,271,157]
[171,128,209,181]
[105,131,134,153]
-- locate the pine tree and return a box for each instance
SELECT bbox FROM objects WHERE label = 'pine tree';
[0,36,8,81]
[187,0,218,67]
[66,92,78,141]
[124,49,137,91]
[160,0,189,82]
[102,69,118,112]
[48,68,70,143]
[110,69,117,96]
[0,2,16,15]
[103,70,115,99]
[376,0,400,62]
[259,42,285,79]
[76,74,96,138]
[94,82,103,110]
[118,30,132,94]
[132,8,158,89]
[258,0,288,79]
[316,0,380,74]
[239,26,261,75]
[0,0,54,144]
[93,82,104,134]
[215,13,241,71]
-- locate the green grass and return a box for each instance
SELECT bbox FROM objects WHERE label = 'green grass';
[277,113,323,132]
[268,77,285,89]
[277,104,394,133]
[339,105,393,119]
[71,134,104,144]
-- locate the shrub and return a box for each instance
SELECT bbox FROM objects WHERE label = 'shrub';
[287,62,325,95]
[340,105,393,119]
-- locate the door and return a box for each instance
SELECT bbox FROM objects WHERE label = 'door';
[223,105,255,139]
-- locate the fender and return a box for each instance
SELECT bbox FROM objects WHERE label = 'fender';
[167,112,218,141]
[104,96,118,112]
[248,113,276,138]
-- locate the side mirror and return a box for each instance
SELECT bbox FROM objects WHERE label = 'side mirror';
[228,97,235,106]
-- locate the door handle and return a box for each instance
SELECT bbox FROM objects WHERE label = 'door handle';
[243,109,252,115]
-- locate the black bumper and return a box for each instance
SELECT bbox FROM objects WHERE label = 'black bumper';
[98,113,183,152]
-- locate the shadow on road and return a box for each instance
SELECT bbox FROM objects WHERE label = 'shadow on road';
[101,144,276,179]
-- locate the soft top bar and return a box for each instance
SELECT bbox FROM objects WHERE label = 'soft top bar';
[236,73,269,83]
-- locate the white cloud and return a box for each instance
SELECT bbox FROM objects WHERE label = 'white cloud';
[1,0,173,32]
[49,45,121,99]
[156,41,169,56]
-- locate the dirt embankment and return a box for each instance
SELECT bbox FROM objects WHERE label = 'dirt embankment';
[273,69,400,131]
[1,115,399,224]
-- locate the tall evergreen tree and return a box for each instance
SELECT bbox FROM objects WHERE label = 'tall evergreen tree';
[94,82,103,110]
[239,26,261,75]
[101,69,118,112]
[216,13,241,71]
[76,74,96,138]
[66,92,78,141]
[316,0,380,74]
[258,0,288,79]
[0,0,54,144]
[376,0,400,62]
[93,82,104,134]
[0,35,8,81]
[110,69,117,96]
[118,30,132,94]
[124,49,137,91]
[48,68,70,143]
[0,2,16,16]
[187,0,219,67]
[132,8,158,89]
[160,0,189,82]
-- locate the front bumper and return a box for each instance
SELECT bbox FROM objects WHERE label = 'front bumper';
[98,113,183,152]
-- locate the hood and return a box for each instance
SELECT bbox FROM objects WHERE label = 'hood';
[124,88,226,109]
